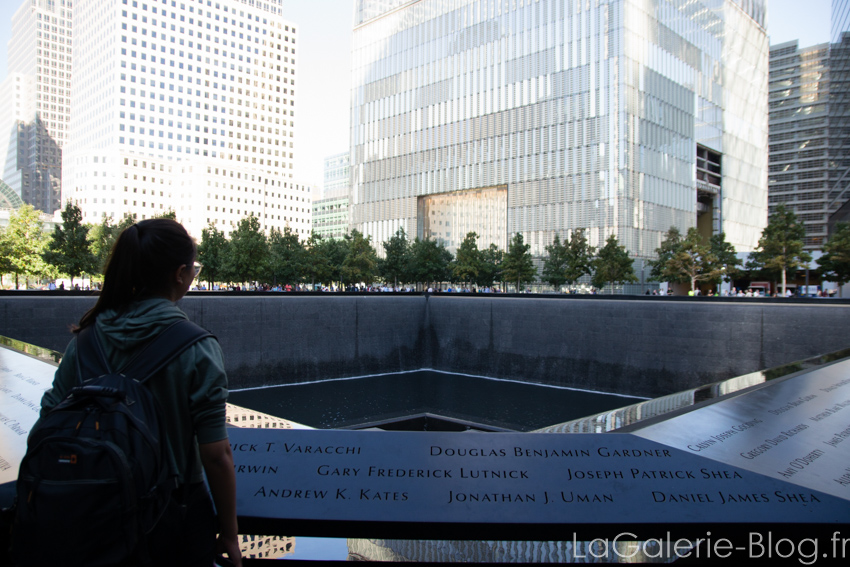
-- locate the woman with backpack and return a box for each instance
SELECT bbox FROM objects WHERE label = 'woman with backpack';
[21,219,242,566]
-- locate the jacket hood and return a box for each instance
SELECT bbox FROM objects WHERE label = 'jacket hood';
[96,297,188,353]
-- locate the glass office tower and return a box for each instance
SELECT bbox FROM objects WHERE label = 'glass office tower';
[0,0,73,214]
[768,41,833,251]
[350,0,768,261]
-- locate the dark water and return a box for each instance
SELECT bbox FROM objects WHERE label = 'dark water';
[227,371,643,431]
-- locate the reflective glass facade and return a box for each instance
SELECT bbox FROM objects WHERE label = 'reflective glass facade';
[418,185,507,249]
[350,0,768,259]
[323,151,351,199]
[768,41,831,251]
[829,34,850,223]
[313,194,350,240]
[833,0,850,44]
[314,152,351,240]
[768,28,850,252]
[0,0,72,214]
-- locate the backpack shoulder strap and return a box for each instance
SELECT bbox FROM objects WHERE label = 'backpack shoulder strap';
[119,320,216,384]
[75,325,113,385]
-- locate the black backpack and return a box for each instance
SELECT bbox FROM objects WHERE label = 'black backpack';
[13,320,213,567]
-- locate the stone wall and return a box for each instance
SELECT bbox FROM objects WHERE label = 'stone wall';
[427,297,850,396]
[1,294,848,397]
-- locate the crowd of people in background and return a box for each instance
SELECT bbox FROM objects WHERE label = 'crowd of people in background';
[19,280,840,297]
[188,282,513,293]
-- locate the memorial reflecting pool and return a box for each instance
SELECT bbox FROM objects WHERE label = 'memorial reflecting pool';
[227,370,644,431]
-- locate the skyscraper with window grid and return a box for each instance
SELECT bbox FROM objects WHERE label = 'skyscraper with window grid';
[63,0,311,239]
[768,1,850,251]
[350,0,769,278]
[768,41,832,251]
[0,0,72,214]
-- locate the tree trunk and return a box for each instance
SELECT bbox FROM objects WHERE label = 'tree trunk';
[781,270,787,297]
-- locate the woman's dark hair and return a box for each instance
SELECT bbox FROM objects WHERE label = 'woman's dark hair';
[78,219,196,330]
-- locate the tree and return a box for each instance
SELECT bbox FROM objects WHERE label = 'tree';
[501,233,537,291]
[747,205,811,296]
[198,222,228,287]
[564,228,594,286]
[2,205,51,288]
[452,232,483,286]
[591,234,638,290]
[476,243,503,288]
[89,217,117,276]
[223,215,267,285]
[88,214,136,282]
[340,229,378,286]
[155,210,177,220]
[304,232,334,289]
[116,214,138,233]
[266,226,305,287]
[660,227,723,292]
[541,234,569,290]
[0,234,12,288]
[43,202,97,287]
[647,227,686,284]
[380,227,411,288]
[325,236,350,287]
[819,222,850,296]
[708,232,742,284]
[409,237,453,288]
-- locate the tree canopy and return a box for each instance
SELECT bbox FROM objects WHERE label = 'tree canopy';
[198,222,228,288]
[452,231,483,286]
[223,215,267,285]
[647,227,685,284]
[340,229,378,286]
[591,234,637,290]
[43,202,97,286]
[819,222,850,296]
[380,227,411,287]
[746,205,811,295]
[266,226,305,286]
[476,243,503,288]
[88,214,137,279]
[1,205,51,288]
[542,229,594,291]
[564,228,594,286]
[409,237,452,288]
[648,227,740,291]
[652,227,722,291]
[708,232,742,284]
[89,217,118,277]
[541,234,569,290]
[303,232,334,288]
[501,233,537,291]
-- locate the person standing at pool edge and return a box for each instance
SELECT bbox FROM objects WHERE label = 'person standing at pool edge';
[36,219,242,566]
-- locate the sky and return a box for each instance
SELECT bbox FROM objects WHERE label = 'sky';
[0,0,833,189]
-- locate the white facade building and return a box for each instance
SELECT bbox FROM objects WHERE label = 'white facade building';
[350,0,769,266]
[0,0,73,214]
[63,0,311,239]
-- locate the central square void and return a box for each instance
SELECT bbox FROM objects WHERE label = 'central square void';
[227,370,642,431]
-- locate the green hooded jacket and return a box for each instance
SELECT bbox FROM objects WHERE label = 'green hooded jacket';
[39,298,229,485]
